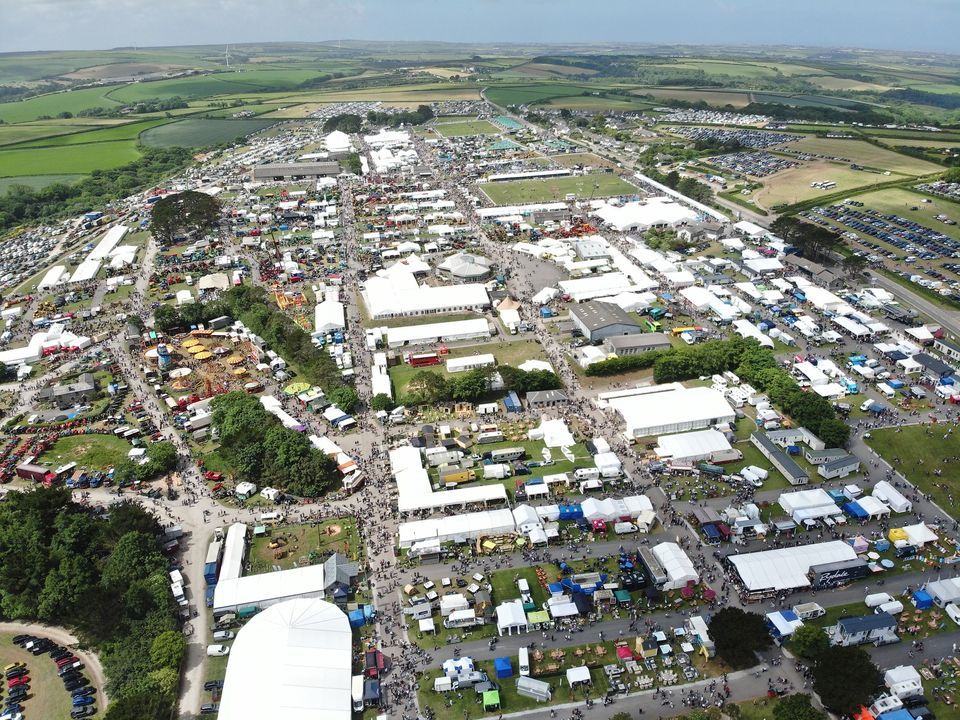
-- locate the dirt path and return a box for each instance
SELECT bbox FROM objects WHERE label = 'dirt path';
[0,621,109,710]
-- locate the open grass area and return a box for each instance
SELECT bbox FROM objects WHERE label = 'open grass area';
[12,118,171,148]
[140,118,276,147]
[0,631,76,720]
[0,174,85,194]
[749,162,890,210]
[642,88,753,108]
[248,517,361,574]
[480,173,638,205]
[865,425,960,514]
[551,152,617,169]
[484,82,598,107]
[0,140,141,177]
[433,119,499,137]
[388,339,548,398]
[0,123,94,146]
[785,136,944,176]
[39,433,132,470]
[0,86,122,124]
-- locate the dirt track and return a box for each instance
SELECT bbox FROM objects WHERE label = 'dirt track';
[0,621,108,710]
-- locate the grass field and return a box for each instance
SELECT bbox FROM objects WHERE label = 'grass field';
[12,118,172,148]
[0,87,122,124]
[865,425,960,513]
[484,82,598,107]
[638,87,753,108]
[551,152,616,169]
[248,517,361,574]
[785,136,944,175]
[0,174,84,194]
[39,433,132,470]
[0,123,92,146]
[0,140,141,177]
[480,172,638,205]
[545,94,653,111]
[846,188,960,240]
[140,118,276,147]
[432,119,499,137]
[0,632,75,720]
[749,162,890,210]
[103,69,330,103]
[807,76,891,92]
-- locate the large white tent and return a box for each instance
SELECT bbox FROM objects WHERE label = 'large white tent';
[651,542,699,590]
[397,509,515,548]
[872,480,912,513]
[655,429,734,463]
[600,384,736,439]
[727,541,856,592]
[213,564,326,614]
[218,598,352,720]
[390,445,507,513]
[778,488,840,521]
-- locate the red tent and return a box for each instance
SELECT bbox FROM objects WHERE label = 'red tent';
[592,519,607,532]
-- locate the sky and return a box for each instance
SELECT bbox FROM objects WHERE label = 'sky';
[1,0,958,54]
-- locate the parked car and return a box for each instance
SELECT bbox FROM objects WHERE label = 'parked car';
[71,708,96,719]
[212,631,234,641]
[206,645,230,657]
[2,663,23,673]
[200,704,220,715]
[8,677,29,688]
[203,680,224,691]
[71,695,95,707]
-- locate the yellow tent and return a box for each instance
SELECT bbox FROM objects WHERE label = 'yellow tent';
[182,338,200,348]
[195,352,213,361]
[233,368,248,376]
[226,355,244,365]
[888,528,909,542]
[188,345,206,355]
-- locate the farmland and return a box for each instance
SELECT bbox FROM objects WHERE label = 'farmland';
[11,118,172,148]
[783,136,944,175]
[0,141,141,177]
[748,162,890,210]
[0,174,84,194]
[0,86,122,124]
[485,82,599,107]
[140,118,277,147]
[637,87,754,108]
[479,172,638,205]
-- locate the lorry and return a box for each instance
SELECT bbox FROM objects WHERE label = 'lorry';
[697,463,724,477]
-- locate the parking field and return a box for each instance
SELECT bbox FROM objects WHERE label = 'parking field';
[0,632,75,720]
[480,173,638,205]
[749,162,888,209]
[839,188,960,238]
[782,136,944,176]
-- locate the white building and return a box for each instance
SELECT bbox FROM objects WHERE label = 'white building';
[362,269,489,319]
[599,384,736,439]
[385,318,491,348]
[592,197,696,232]
[315,300,346,333]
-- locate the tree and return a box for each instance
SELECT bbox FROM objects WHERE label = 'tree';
[146,442,178,473]
[790,624,830,661]
[405,371,449,404]
[773,694,827,720]
[944,166,960,183]
[665,170,681,189]
[149,630,186,670]
[842,254,868,277]
[370,394,395,412]
[150,190,221,246]
[152,304,182,332]
[449,368,490,401]
[812,646,882,714]
[818,416,850,448]
[709,607,772,669]
[327,386,359,414]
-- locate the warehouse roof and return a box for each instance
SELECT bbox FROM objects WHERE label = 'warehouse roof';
[213,563,326,613]
[384,318,490,346]
[727,540,856,592]
[363,270,489,318]
[603,333,671,350]
[569,301,642,333]
[218,598,352,720]
[253,162,340,178]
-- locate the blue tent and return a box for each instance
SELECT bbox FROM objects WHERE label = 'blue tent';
[702,524,722,542]
[348,609,365,627]
[842,502,868,520]
[558,504,583,520]
[827,489,847,503]
[503,391,522,413]
[547,582,564,595]
[875,539,891,552]
[494,657,513,679]
[913,589,934,609]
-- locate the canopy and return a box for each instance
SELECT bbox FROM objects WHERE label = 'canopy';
[566,666,591,686]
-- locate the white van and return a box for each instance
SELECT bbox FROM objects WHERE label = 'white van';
[257,512,285,526]
[518,647,530,677]
[574,467,600,481]
[864,592,894,608]
[352,675,365,712]
[946,602,960,626]
[877,600,904,615]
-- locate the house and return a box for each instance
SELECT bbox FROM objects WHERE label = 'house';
[783,256,844,290]
[526,390,570,409]
[569,301,644,343]
[830,613,898,647]
[913,352,954,382]
[37,372,97,410]
[602,333,671,356]
[933,337,960,364]
[322,552,359,601]
[817,454,860,480]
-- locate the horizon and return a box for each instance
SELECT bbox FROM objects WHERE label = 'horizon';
[3,0,959,55]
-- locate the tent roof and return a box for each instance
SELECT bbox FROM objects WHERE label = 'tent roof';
[728,540,857,592]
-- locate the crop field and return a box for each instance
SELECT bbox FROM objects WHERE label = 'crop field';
[0,140,141,177]
[0,86,122,124]
[634,87,753,108]
[140,118,276,147]
[480,173,638,205]
[671,59,819,78]
[273,84,482,104]
[104,68,340,103]
[432,119,499,137]
[748,162,889,210]
[784,136,944,175]
[485,82,599,107]
[0,174,84,194]
[13,119,172,148]
[0,123,88,146]
[494,62,599,79]
[806,76,891,92]
[546,94,653,111]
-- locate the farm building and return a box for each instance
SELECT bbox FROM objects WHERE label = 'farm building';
[599,384,735,439]
[750,433,809,485]
[526,389,570,409]
[384,318,491,348]
[602,333,671,356]
[253,161,341,180]
[569,301,643,343]
[218,598,352,720]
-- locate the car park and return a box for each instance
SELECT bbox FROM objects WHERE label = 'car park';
[203,680,224,691]
[72,695,94,707]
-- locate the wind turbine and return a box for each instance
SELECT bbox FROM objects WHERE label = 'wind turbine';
[224,45,231,69]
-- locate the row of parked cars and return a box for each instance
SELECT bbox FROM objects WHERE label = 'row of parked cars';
[11,635,95,718]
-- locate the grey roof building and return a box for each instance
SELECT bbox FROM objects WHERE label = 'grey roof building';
[750,432,809,486]
[914,352,954,380]
[38,372,97,410]
[253,161,341,180]
[526,389,570,408]
[934,337,960,364]
[818,454,860,480]
[832,613,898,647]
[603,333,671,356]
[323,552,359,595]
[569,301,643,343]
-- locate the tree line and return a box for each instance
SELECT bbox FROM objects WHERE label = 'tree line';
[366,104,434,127]
[210,391,341,497]
[401,365,562,406]
[586,337,849,446]
[0,488,183,720]
[0,146,194,235]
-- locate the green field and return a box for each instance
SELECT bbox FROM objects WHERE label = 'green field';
[39,434,132,470]
[0,141,141,177]
[104,69,331,103]
[140,118,276,147]
[12,118,172,148]
[480,172,638,205]
[749,162,889,210]
[846,188,960,240]
[787,136,944,175]
[0,86,122,124]
[865,425,960,514]
[0,123,93,146]
[485,82,599,107]
[432,119,499,137]
[0,174,84,194]
[640,87,754,108]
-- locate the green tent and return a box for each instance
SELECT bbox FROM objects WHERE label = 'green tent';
[482,690,501,711]
[526,610,550,625]
[614,589,632,604]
